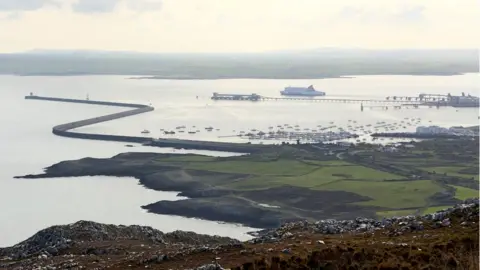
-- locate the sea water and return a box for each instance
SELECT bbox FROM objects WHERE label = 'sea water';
[0,74,478,246]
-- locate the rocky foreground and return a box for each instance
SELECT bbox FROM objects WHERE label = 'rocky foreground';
[1,199,478,270]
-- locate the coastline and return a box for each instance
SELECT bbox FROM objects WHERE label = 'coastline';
[14,135,479,229]
[14,151,379,229]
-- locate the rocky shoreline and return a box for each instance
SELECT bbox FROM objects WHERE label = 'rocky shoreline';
[1,198,477,269]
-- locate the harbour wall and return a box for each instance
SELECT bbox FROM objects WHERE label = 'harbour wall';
[26,95,155,144]
[26,95,268,152]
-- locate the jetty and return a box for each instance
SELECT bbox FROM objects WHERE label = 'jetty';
[25,95,268,153]
[211,92,480,107]
[211,93,421,104]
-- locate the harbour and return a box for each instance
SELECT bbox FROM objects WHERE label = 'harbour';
[25,90,478,150]
[2,74,479,247]
[210,92,479,108]
[25,95,270,153]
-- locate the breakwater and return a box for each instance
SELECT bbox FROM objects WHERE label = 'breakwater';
[25,95,268,153]
[26,95,155,144]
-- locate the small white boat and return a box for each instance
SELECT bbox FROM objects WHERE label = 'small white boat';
[141,129,150,134]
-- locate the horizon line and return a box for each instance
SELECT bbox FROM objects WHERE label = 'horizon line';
[1,47,478,55]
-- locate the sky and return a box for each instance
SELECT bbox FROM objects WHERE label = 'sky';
[0,0,479,53]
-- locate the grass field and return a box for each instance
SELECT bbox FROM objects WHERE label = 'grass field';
[425,166,479,181]
[149,141,478,215]
[450,185,479,200]
[156,154,217,162]
[184,159,402,179]
[186,160,318,176]
[316,180,443,209]
[422,206,453,214]
[226,164,404,190]
[376,209,416,217]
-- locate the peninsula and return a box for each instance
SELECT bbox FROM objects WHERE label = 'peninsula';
[16,138,479,228]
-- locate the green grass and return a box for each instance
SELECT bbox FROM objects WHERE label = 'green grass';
[449,185,479,200]
[330,165,403,180]
[424,166,479,181]
[314,180,444,209]
[422,206,452,214]
[303,160,353,166]
[223,164,404,190]
[376,209,416,217]
[226,169,342,190]
[156,154,217,162]
[186,160,318,176]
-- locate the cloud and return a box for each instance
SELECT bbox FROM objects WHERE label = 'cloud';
[337,4,426,24]
[0,0,163,13]
[0,0,59,11]
[72,0,162,13]
[0,11,20,20]
[126,0,162,12]
[72,0,118,13]
[393,5,425,23]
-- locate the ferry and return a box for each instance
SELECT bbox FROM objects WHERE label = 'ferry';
[280,85,326,97]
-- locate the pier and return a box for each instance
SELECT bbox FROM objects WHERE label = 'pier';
[25,95,268,153]
[210,92,479,107]
[260,96,418,104]
[211,93,422,105]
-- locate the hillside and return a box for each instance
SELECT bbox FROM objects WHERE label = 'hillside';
[1,199,478,269]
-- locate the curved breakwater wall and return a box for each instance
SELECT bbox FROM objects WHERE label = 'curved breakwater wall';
[25,95,268,153]
[26,95,155,144]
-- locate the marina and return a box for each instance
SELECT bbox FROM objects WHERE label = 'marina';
[25,89,479,149]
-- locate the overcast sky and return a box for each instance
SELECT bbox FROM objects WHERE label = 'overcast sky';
[0,0,478,53]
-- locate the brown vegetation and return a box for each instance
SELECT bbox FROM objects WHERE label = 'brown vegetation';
[2,214,477,270]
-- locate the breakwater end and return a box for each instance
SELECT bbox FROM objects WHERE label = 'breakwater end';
[25,95,269,153]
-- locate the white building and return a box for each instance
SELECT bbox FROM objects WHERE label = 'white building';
[416,125,476,136]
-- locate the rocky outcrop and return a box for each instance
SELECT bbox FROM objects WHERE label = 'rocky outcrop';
[142,197,302,228]
[250,198,479,242]
[0,200,477,270]
[0,220,239,260]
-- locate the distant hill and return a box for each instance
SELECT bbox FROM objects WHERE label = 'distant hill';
[0,48,478,78]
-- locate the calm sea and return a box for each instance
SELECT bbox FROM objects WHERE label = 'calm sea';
[0,74,478,246]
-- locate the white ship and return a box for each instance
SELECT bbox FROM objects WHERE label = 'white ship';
[280,85,325,97]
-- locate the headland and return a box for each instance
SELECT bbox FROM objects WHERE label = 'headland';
[16,138,479,229]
